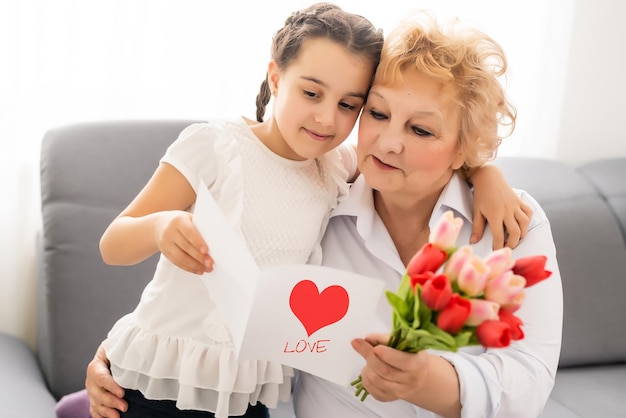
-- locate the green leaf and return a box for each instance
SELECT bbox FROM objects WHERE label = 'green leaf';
[386,291,411,322]
[453,331,474,347]
[412,287,433,329]
[396,273,413,299]
[424,322,457,348]
[411,287,422,328]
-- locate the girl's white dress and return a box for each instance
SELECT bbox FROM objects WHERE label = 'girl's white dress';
[103,118,355,417]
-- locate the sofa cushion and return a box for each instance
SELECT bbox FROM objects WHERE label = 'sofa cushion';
[494,157,626,367]
[38,120,197,398]
[0,333,56,417]
[577,158,626,241]
[547,364,626,417]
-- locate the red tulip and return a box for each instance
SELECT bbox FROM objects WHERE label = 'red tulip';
[498,310,524,340]
[437,294,471,334]
[512,255,552,287]
[410,271,434,290]
[476,320,512,348]
[407,243,447,276]
[422,274,453,310]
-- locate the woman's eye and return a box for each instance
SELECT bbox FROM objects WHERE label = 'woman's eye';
[368,109,387,120]
[304,90,317,98]
[412,126,434,137]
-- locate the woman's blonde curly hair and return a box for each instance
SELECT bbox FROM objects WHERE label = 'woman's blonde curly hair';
[375,13,516,176]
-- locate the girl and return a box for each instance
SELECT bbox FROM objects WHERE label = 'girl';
[98,4,382,418]
[70,3,529,418]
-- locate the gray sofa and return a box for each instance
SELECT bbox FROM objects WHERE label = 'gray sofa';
[1,120,625,418]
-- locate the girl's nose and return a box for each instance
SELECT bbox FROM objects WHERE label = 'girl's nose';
[314,102,336,128]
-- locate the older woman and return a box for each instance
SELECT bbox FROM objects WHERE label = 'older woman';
[293,13,562,418]
[80,12,561,418]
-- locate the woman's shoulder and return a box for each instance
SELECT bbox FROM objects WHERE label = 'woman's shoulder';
[514,188,550,227]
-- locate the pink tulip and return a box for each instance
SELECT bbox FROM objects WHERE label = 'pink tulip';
[466,299,500,326]
[456,255,490,297]
[483,247,514,279]
[422,274,453,311]
[512,255,552,287]
[429,210,464,251]
[500,289,526,313]
[437,294,471,334]
[484,271,526,308]
[443,245,473,282]
[476,320,512,348]
[407,243,447,277]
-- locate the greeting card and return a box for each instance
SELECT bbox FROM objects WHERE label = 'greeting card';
[193,182,385,385]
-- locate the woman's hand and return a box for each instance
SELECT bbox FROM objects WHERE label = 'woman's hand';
[351,334,461,418]
[351,334,428,403]
[86,344,127,418]
[469,165,532,249]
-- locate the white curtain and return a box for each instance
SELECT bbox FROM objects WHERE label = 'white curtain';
[0,0,573,346]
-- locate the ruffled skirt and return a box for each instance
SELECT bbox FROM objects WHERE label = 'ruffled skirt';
[103,259,293,418]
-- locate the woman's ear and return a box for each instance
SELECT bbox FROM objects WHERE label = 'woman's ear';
[268,60,280,96]
[451,149,465,171]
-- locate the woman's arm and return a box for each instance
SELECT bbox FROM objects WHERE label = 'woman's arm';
[86,344,127,418]
[443,195,562,417]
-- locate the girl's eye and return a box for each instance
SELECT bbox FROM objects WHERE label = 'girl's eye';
[304,90,317,98]
[368,109,387,120]
[339,102,357,111]
[412,126,434,137]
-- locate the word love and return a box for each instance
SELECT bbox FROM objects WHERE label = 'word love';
[284,339,331,354]
[289,279,349,336]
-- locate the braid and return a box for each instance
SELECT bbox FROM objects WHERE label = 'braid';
[255,77,272,122]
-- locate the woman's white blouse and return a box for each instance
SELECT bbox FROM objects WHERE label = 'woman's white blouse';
[294,174,563,418]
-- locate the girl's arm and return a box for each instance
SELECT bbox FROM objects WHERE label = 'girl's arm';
[99,162,213,275]
[468,164,532,249]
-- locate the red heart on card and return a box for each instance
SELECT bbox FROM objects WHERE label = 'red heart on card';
[289,279,349,337]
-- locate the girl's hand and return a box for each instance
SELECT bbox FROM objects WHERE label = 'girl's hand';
[86,345,126,418]
[469,165,532,249]
[155,210,214,275]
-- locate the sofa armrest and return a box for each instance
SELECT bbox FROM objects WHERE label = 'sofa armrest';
[0,333,56,418]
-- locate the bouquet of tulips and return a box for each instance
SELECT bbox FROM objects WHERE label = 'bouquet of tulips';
[351,210,552,401]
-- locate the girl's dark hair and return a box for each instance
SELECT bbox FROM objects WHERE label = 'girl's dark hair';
[255,3,384,122]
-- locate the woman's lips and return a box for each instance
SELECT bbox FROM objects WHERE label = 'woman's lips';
[372,155,398,170]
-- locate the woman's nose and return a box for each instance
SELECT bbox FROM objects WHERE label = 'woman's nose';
[376,124,403,154]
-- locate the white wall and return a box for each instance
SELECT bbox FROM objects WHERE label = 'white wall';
[1,0,624,345]
[556,0,626,165]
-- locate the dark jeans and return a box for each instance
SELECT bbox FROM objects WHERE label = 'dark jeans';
[121,389,269,418]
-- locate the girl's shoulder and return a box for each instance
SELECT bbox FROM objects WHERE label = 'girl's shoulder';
[177,118,249,141]
[319,143,357,180]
